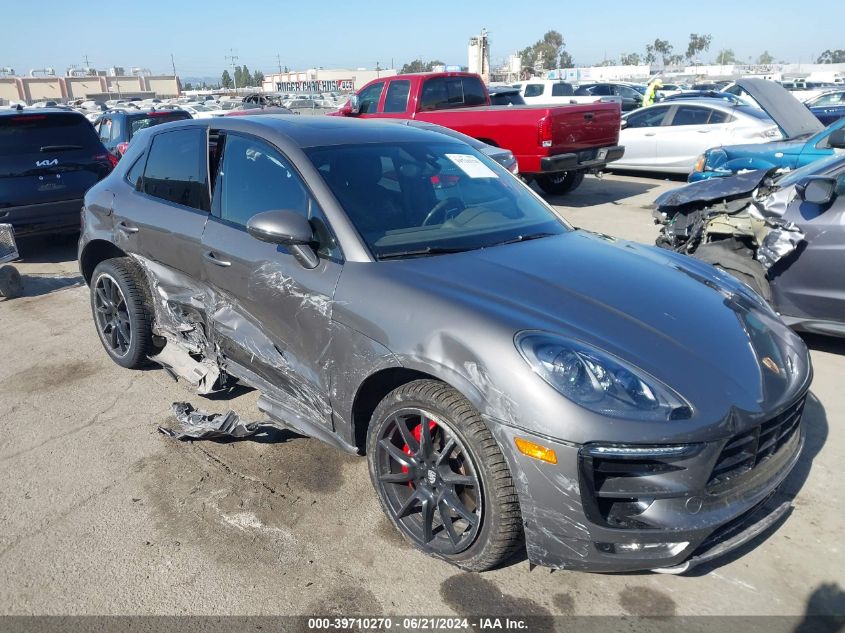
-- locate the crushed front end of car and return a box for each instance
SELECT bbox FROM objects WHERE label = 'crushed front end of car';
[653,168,805,272]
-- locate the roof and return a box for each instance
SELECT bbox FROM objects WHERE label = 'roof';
[0,107,86,118]
[217,115,464,148]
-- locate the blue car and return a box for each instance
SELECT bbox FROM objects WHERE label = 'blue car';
[689,78,845,181]
[805,90,845,126]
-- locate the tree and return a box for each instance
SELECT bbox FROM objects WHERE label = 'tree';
[400,59,444,74]
[242,64,251,87]
[620,52,642,66]
[686,33,712,62]
[757,51,775,64]
[715,49,737,65]
[519,30,572,73]
[221,69,232,89]
[817,49,845,64]
[183,82,193,91]
[253,70,265,86]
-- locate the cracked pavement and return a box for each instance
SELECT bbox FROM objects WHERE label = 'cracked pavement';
[0,174,843,617]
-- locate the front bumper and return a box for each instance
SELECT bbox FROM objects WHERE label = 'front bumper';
[539,145,625,174]
[487,396,805,573]
[0,199,83,236]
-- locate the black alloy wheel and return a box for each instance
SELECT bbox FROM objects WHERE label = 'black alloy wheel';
[94,273,132,357]
[373,408,482,555]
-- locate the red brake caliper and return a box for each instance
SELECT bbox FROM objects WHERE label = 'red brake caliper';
[402,420,437,488]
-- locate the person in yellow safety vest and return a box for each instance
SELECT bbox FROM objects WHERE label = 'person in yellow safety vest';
[642,77,664,107]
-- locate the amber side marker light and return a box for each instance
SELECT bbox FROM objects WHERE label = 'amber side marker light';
[514,438,558,464]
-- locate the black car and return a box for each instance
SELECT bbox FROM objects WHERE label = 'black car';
[94,109,192,159]
[0,109,114,236]
[487,86,525,106]
[575,83,643,111]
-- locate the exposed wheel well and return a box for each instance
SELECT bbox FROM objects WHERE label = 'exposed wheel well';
[80,240,127,285]
[352,367,438,453]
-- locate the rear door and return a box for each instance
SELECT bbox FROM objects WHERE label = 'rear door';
[379,79,413,117]
[111,127,210,278]
[201,131,343,428]
[655,105,731,172]
[0,112,112,225]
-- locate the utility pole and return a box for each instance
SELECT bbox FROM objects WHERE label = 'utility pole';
[225,49,239,91]
[170,53,177,76]
[83,54,90,68]
[276,53,283,75]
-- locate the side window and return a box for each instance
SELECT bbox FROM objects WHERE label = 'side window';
[216,134,340,258]
[383,80,411,113]
[98,118,112,142]
[708,110,731,124]
[671,106,714,126]
[592,85,613,96]
[421,76,486,110]
[626,107,670,128]
[551,83,573,97]
[815,92,844,106]
[618,86,641,99]
[358,82,384,114]
[142,128,209,211]
[125,153,145,189]
[524,84,545,98]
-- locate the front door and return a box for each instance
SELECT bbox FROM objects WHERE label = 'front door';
[201,131,343,428]
[776,168,845,324]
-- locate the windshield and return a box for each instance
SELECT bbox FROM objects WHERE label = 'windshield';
[305,141,569,259]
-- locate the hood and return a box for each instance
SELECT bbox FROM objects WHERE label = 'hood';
[336,231,810,419]
[654,169,771,211]
[736,78,824,139]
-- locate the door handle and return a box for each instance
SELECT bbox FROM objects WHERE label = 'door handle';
[644,132,657,136]
[116,221,139,234]
[697,129,711,133]
[583,113,594,120]
[204,251,232,267]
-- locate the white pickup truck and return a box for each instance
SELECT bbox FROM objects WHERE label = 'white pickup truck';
[513,79,623,108]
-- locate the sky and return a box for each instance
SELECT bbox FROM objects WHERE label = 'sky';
[3,0,843,78]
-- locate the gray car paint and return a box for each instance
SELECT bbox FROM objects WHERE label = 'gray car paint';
[79,115,813,572]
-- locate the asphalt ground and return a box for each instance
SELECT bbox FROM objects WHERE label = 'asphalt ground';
[1,173,843,620]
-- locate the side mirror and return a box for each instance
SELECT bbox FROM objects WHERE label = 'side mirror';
[797,176,837,205]
[246,210,319,269]
[620,119,629,130]
[828,128,845,149]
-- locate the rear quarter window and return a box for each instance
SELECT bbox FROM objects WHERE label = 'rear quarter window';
[142,128,209,211]
[0,113,100,156]
[524,84,545,98]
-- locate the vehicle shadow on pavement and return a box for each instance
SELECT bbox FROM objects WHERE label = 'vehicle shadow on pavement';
[683,391,828,577]
[536,176,662,209]
[801,333,845,356]
[15,233,79,264]
[12,273,83,299]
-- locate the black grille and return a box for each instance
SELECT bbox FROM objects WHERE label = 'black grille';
[708,396,805,489]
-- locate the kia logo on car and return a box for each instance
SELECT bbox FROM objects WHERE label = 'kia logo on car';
[36,159,58,167]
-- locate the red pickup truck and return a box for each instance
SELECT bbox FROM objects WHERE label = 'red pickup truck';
[331,72,624,195]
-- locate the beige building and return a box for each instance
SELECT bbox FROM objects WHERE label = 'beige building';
[262,68,397,94]
[0,73,181,104]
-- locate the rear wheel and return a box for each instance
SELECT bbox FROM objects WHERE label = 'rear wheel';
[90,257,157,369]
[535,171,585,195]
[0,265,23,299]
[693,241,772,302]
[367,379,523,571]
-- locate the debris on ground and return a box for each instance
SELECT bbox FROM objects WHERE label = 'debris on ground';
[158,402,260,440]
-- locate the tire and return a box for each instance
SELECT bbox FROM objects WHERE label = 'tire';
[535,171,585,196]
[367,379,523,571]
[0,265,23,299]
[90,257,157,369]
[693,242,772,302]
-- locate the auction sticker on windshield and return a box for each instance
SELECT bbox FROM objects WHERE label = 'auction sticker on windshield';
[445,153,499,179]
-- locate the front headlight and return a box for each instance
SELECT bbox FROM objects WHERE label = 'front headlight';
[515,332,691,422]
[704,148,728,171]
